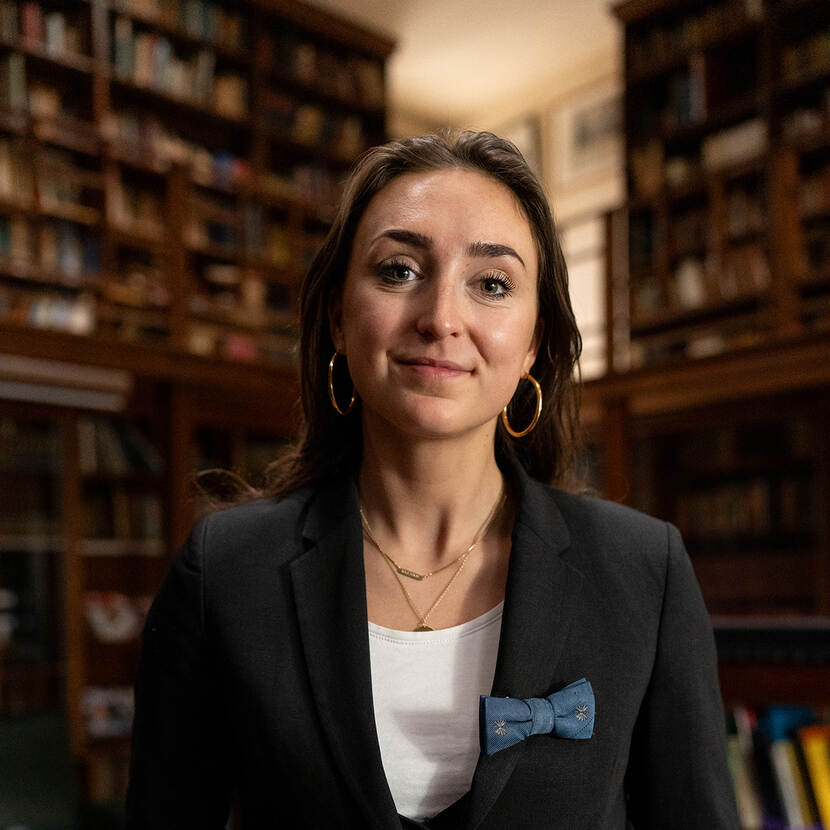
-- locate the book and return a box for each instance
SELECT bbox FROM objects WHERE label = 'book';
[798,725,830,829]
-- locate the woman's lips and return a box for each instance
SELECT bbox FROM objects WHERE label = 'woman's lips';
[397,357,471,378]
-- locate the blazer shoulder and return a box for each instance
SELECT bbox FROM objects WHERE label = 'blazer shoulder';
[552,488,669,540]
[547,487,682,582]
[188,486,314,566]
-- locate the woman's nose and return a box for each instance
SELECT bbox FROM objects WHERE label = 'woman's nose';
[415,280,462,339]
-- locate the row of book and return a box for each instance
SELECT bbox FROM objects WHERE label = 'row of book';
[112,16,248,119]
[0,417,60,473]
[258,29,385,111]
[729,705,830,830]
[102,109,251,192]
[629,119,768,199]
[627,0,762,79]
[261,88,367,161]
[631,243,769,319]
[0,216,101,281]
[628,319,768,368]
[78,418,165,477]
[112,0,245,53]
[5,1,89,60]
[82,488,164,542]
[674,473,813,539]
[669,422,812,470]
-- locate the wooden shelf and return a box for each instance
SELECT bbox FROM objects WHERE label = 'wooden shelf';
[0,0,392,809]
[630,292,766,336]
[0,38,97,76]
[108,73,251,130]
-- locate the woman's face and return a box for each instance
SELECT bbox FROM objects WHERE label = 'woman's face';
[330,168,540,443]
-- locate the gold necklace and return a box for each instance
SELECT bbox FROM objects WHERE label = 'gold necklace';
[361,487,506,632]
[359,487,505,580]
[382,549,471,632]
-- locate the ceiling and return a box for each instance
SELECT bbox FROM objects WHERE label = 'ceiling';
[305,0,620,125]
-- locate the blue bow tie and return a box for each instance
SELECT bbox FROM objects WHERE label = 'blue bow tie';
[479,678,594,756]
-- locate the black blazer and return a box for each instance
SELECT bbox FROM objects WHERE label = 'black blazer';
[126,460,739,829]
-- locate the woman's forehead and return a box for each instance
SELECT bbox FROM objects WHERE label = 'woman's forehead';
[355,168,536,257]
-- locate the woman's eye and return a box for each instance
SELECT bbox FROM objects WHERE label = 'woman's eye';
[480,273,514,298]
[379,261,418,284]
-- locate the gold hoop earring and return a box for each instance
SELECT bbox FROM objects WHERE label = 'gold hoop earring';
[501,373,542,438]
[328,352,355,415]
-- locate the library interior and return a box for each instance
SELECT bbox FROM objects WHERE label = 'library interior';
[0,0,828,827]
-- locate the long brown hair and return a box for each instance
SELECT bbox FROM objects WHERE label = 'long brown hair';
[206,130,583,506]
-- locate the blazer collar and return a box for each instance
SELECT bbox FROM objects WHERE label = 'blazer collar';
[291,461,584,830]
[291,474,401,830]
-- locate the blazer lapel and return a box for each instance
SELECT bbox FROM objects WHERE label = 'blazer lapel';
[289,477,400,830]
[462,464,585,830]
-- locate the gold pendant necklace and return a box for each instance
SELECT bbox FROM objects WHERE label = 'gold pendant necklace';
[362,486,506,631]
[360,487,505,580]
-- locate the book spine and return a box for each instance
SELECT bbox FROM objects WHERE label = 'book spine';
[798,727,830,829]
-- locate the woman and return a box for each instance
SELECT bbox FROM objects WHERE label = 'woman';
[126,131,739,829]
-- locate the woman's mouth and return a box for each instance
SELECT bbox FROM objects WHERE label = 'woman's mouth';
[397,357,471,378]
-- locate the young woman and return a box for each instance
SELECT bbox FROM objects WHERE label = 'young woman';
[126,131,739,829]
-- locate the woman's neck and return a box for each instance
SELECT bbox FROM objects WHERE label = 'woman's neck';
[358,423,507,572]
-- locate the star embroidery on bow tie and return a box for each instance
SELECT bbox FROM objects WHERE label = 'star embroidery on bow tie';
[494,720,508,736]
[575,704,590,722]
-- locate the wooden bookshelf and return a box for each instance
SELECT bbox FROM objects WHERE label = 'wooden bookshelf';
[0,0,392,367]
[599,15,830,805]
[611,0,830,370]
[0,0,391,815]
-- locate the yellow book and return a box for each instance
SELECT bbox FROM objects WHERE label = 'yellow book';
[798,725,830,829]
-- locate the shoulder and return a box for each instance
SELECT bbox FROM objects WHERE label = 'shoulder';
[541,485,685,597]
[184,486,316,569]
[551,488,674,550]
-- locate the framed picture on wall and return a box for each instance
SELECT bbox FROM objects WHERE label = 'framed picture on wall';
[551,75,622,195]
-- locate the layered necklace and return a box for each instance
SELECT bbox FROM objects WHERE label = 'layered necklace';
[360,486,506,632]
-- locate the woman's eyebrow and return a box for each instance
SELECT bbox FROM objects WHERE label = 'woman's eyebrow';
[371,229,432,249]
[466,241,525,268]
[370,230,525,268]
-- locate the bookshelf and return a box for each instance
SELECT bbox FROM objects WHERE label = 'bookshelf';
[0,0,392,366]
[0,0,390,818]
[611,0,830,370]
[602,3,830,822]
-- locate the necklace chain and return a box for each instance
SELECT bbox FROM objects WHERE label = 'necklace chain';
[359,487,504,580]
[361,486,505,632]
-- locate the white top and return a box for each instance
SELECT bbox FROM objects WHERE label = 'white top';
[368,602,504,821]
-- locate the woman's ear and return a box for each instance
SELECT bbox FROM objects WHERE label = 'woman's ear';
[522,318,543,375]
[328,289,345,353]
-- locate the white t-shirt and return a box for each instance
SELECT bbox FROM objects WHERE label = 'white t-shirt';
[367,602,504,821]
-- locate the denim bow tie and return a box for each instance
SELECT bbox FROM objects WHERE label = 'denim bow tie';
[479,678,594,755]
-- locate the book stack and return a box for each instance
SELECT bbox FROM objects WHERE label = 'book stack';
[728,705,830,830]
[112,0,245,53]
[78,418,165,477]
[102,109,251,191]
[15,1,87,59]
[111,15,248,118]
